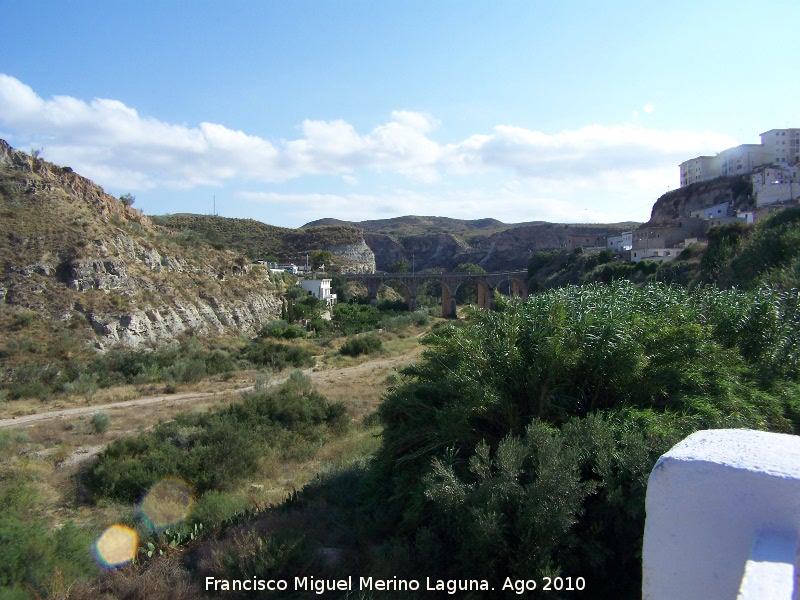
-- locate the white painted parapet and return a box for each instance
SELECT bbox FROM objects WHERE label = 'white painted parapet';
[642,429,800,600]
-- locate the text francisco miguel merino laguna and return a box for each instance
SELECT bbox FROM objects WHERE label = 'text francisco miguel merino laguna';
[207,575,504,594]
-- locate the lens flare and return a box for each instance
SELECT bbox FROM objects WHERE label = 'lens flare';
[140,477,193,530]
[94,524,138,567]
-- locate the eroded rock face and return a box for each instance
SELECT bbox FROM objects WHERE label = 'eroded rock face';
[328,240,376,273]
[78,292,282,348]
[649,177,752,222]
[61,259,129,291]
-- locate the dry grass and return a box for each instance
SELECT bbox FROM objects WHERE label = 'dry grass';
[0,324,425,527]
[67,554,200,600]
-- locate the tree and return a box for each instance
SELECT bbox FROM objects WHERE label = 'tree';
[310,250,333,271]
[455,262,486,274]
[391,258,410,273]
[119,193,136,207]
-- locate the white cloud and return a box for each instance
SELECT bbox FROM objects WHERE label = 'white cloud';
[0,74,737,222]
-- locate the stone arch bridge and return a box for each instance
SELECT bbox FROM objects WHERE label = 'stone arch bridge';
[345,271,528,317]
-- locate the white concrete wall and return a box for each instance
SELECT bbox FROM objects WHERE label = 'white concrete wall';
[756,182,800,207]
[642,429,800,600]
[631,248,677,263]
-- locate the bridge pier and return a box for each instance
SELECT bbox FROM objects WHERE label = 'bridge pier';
[511,280,528,301]
[441,285,456,318]
[477,282,495,311]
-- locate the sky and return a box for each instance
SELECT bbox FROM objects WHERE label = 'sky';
[1,0,798,229]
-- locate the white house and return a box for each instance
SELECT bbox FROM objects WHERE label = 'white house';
[607,231,633,253]
[689,202,730,220]
[300,278,337,307]
[631,247,679,263]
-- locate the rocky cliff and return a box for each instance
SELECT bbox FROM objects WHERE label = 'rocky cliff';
[324,239,376,273]
[649,176,753,223]
[0,139,282,348]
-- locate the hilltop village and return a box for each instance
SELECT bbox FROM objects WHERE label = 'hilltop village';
[566,127,800,264]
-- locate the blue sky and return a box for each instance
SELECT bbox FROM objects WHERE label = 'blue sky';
[1,0,798,228]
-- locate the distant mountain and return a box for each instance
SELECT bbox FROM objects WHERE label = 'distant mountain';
[152,214,375,272]
[304,215,638,272]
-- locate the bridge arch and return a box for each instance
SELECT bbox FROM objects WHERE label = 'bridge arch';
[346,271,528,318]
[493,276,529,301]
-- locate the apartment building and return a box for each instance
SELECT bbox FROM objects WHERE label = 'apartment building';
[679,128,798,187]
[760,129,800,167]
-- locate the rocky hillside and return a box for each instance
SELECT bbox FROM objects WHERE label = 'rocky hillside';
[0,139,282,348]
[154,214,376,273]
[309,216,636,272]
[649,176,752,222]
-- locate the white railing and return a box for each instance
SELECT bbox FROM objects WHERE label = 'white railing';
[642,429,800,599]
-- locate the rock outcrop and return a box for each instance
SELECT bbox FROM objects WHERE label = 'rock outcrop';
[325,240,376,273]
[0,139,282,348]
[649,176,752,223]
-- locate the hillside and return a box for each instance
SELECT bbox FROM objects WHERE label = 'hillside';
[307,215,638,271]
[153,213,375,272]
[0,139,282,349]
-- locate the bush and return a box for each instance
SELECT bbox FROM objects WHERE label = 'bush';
[367,281,800,594]
[190,491,249,528]
[169,358,207,384]
[85,374,346,502]
[91,411,111,434]
[259,320,306,339]
[331,304,383,335]
[238,341,314,371]
[339,334,382,357]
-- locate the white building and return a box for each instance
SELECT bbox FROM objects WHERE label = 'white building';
[760,128,800,167]
[750,164,800,207]
[680,156,718,187]
[278,264,299,274]
[300,278,337,307]
[755,181,800,208]
[751,164,799,194]
[631,247,679,263]
[607,231,633,253]
[679,128,798,187]
[689,202,730,220]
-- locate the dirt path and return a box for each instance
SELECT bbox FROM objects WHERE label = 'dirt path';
[0,351,419,430]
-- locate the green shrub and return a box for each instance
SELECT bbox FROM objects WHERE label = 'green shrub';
[238,340,314,371]
[85,375,346,502]
[340,334,382,357]
[190,491,249,528]
[11,310,35,329]
[169,357,207,384]
[90,411,111,434]
[260,319,306,339]
[366,281,800,594]
[331,304,382,335]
